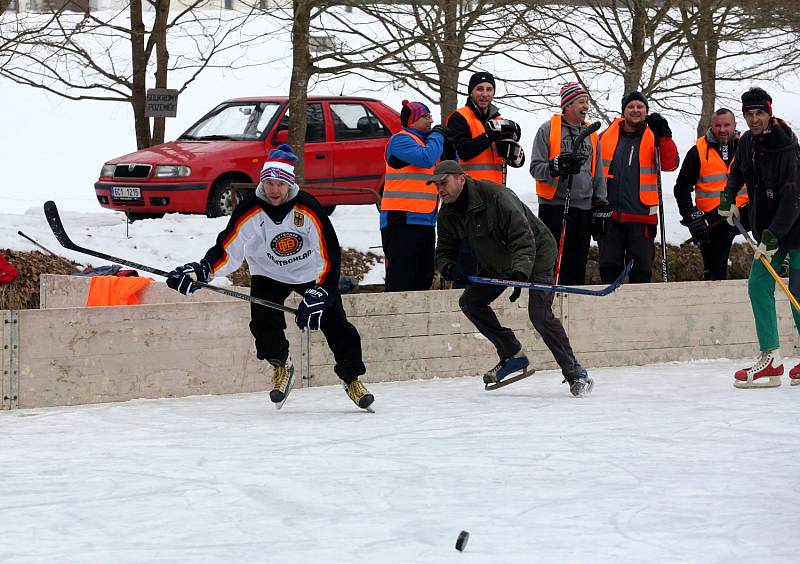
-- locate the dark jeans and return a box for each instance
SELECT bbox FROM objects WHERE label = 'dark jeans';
[381,223,435,292]
[598,220,656,283]
[458,272,582,378]
[249,275,366,383]
[538,203,592,285]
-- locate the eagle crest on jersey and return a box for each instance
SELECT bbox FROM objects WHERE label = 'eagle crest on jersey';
[294,211,304,227]
[271,232,303,256]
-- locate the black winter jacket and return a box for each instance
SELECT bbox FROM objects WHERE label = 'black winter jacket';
[724,118,800,247]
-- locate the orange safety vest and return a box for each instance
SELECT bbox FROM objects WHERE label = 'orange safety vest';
[536,114,599,200]
[86,276,153,307]
[695,136,749,212]
[381,132,439,214]
[454,106,505,184]
[599,118,659,208]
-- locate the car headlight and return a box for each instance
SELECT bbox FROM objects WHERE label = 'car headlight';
[100,163,115,177]
[154,165,192,178]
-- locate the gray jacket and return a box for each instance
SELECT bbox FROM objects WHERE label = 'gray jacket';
[529,116,607,210]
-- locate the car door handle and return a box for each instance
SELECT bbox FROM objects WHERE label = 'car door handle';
[315,153,327,160]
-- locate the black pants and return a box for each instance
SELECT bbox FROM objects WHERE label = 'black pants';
[381,224,435,292]
[697,210,748,280]
[249,275,366,383]
[598,220,656,283]
[538,203,592,285]
[458,272,582,378]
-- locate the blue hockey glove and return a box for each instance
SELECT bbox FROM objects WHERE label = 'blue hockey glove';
[296,285,333,331]
[166,260,211,295]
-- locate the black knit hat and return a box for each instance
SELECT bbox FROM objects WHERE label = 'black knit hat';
[468,72,496,95]
[621,91,649,113]
[741,87,773,116]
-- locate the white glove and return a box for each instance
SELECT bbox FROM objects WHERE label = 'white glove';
[718,202,739,227]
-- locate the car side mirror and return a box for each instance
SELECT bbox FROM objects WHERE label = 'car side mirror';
[272,129,289,145]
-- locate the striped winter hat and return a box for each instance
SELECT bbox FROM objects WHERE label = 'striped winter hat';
[401,100,431,127]
[560,82,589,109]
[260,144,298,186]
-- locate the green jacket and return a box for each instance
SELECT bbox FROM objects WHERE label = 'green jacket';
[435,177,556,278]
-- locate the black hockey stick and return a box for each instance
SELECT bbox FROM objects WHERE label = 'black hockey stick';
[655,145,668,282]
[43,200,297,314]
[468,260,633,297]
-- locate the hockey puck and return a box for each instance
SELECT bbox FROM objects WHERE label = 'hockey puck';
[455,530,469,552]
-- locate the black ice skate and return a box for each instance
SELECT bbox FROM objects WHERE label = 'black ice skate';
[564,368,594,398]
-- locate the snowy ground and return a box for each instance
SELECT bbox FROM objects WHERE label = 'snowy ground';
[2,359,799,563]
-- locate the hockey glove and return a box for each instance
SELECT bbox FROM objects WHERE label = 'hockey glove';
[166,260,211,295]
[681,206,711,245]
[645,112,672,139]
[590,202,613,242]
[549,152,586,177]
[496,139,526,168]
[440,262,468,285]
[486,119,521,142]
[430,124,449,138]
[718,190,740,226]
[754,229,779,261]
[508,270,529,303]
[295,285,333,331]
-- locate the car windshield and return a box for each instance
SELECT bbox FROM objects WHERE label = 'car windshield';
[179,102,282,141]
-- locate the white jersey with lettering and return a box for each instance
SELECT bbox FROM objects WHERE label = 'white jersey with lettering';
[203,191,339,288]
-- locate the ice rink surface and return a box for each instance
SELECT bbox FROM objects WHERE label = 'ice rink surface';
[2,359,799,564]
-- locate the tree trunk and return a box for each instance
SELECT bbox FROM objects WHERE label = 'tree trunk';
[288,0,313,184]
[130,0,150,149]
[623,1,647,94]
[151,0,171,146]
[438,0,461,121]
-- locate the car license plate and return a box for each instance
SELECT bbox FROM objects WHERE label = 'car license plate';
[111,186,142,200]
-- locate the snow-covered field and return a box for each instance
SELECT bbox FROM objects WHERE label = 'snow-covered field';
[2,360,799,563]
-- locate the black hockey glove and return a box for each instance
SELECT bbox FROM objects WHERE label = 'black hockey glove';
[508,270,529,303]
[681,206,711,245]
[549,152,586,177]
[296,285,333,331]
[645,112,672,139]
[440,262,468,285]
[166,260,211,295]
[486,119,522,142]
[496,139,526,168]
[430,124,449,138]
[590,203,613,242]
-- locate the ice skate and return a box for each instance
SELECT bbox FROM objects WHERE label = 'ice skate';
[564,368,594,398]
[789,362,800,386]
[734,350,783,388]
[269,357,295,409]
[344,379,375,412]
[483,351,534,390]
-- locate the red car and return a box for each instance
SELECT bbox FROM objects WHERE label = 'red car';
[95,96,401,220]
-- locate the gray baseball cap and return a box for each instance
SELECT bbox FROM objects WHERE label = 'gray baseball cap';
[425,160,465,184]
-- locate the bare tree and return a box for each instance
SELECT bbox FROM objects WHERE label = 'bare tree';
[0,2,264,149]
[311,0,538,122]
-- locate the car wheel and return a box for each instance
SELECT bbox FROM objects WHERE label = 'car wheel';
[206,178,237,218]
[323,205,336,216]
[125,211,165,222]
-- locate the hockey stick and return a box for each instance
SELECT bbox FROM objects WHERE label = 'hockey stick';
[733,217,800,313]
[679,219,723,248]
[654,144,668,282]
[553,121,602,285]
[468,259,633,297]
[43,200,298,315]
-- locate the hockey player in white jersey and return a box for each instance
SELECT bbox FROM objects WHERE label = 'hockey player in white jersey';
[166,144,374,411]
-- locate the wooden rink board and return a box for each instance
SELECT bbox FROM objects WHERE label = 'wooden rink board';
[1,275,793,408]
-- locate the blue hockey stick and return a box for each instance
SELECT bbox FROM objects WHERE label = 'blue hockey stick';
[468,260,634,297]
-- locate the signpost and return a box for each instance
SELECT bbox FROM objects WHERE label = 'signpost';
[145,88,178,118]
